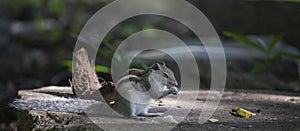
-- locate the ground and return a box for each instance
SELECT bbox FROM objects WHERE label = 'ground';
[13,86,300,130]
[172,90,300,130]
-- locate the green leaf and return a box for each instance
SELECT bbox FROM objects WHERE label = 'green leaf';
[51,28,62,42]
[269,34,284,51]
[279,52,300,60]
[266,54,282,67]
[208,118,219,123]
[97,49,114,60]
[94,65,111,73]
[142,23,156,30]
[102,40,115,52]
[70,24,81,35]
[122,25,139,36]
[47,0,65,16]
[285,0,300,2]
[60,60,111,73]
[251,65,265,73]
[60,60,73,72]
[15,0,40,7]
[102,33,115,51]
[223,31,266,52]
[34,15,45,32]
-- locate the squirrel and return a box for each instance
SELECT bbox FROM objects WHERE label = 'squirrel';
[10,63,179,120]
[112,62,179,119]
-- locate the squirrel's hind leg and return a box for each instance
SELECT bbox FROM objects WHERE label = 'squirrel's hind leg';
[141,112,164,117]
[140,105,164,117]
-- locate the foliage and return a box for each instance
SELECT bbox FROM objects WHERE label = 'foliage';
[94,65,111,73]
[284,0,300,2]
[3,0,157,74]
[5,0,116,74]
[62,22,158,74]
[223,31,300,73]
[60,60,73,72]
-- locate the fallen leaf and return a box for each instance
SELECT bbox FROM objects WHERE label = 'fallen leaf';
[208,118,219,123]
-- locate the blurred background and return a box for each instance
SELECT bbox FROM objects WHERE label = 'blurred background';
[0,0,299,130]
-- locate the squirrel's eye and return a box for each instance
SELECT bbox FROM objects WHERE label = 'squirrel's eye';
[163,72,169,78]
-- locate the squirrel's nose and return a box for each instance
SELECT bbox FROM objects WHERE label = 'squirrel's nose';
[170,86,179,95]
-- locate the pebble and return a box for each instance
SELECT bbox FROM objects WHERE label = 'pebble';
[162,115,178,124]
[158,103,165,106]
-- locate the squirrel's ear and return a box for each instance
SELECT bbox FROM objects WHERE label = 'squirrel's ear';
[152,63,160,70]
[161,61,165,66]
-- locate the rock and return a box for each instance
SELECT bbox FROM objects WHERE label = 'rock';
[17,110,98,131]
[11,86,300,130]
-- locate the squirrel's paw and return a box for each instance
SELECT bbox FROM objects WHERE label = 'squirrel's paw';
[136,116,146,121]
[131,115,146,121]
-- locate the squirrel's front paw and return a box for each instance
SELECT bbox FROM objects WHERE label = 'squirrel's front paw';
[130,115,146,121]
[136,116,146,121]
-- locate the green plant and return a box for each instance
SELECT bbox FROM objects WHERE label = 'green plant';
[223,31,300,73]
[284,0,300,2]
[61,22,158,74]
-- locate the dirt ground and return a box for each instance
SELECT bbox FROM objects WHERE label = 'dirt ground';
[170,89,300,130]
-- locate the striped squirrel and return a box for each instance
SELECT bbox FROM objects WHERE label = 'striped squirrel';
[10,63,179,120]
[112,63,179,119]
